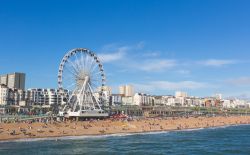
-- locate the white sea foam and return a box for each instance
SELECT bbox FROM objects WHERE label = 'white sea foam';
[180,128,205,131]
[0,131,170,143]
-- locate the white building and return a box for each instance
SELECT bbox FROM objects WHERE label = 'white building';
[133,93,154,106]
[121,96,133,105]
[222,99,233,108]
[0,84,9,105]
[154,96,164,106]
[26,88,68,106]
[214,94,222,100]
[0,84,26,106]
[13,89,26,106]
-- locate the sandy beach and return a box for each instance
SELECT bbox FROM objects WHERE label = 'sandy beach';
[0,115,250,141]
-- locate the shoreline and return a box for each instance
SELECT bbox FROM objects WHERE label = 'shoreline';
[1,124,249,143]
[1,115,250,142]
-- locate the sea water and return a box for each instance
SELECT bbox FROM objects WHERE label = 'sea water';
[1,125,250,155]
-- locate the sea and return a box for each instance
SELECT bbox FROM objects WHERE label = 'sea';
[1,125,250,155]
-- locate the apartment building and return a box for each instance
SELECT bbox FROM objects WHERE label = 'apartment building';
[0,72,25,90]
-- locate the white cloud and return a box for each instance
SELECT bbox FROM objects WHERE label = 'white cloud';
[99,42,176,72]
[143,51,160,57]
[98,42,145,63]
[98,46,128,63]
[136,41,145,49]
[133,80,210,93]
[198,59,236,67]
[136,59,176,72]
[227,77,250,86]
[176,70,190,75]
[98,51,125,63]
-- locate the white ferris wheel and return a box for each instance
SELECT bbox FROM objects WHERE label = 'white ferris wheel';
[58,48,108,117]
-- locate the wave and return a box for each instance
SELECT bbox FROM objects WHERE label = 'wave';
[0,131,171,143]
[208,123,249,130]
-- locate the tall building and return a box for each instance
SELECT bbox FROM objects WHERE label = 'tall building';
[119,85,134,97]
[0,72,25,90]
[0,74,8,86]
[119,86,125,96]
[175,91,188,98]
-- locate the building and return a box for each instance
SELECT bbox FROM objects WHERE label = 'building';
[154,96,164,106]
[26,88,69,106]
[119,85,134,97]
[0,84,27,108]
[214,94,222,100]
[98,86,112,96]
[175,91,188,98]
[0,84,10,106]
[133,93,154,106]
[97,86,112,104]
[121,96,133,105]
[109,94,122,106]
[0,75,8,86]
[119,86,125,96]
[0,72,25,90]
[13,89,26,106]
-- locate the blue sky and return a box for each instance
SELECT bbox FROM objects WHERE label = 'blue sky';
[0,0,250,98]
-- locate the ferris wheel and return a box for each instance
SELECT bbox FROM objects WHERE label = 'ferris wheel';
[58,48,107,117]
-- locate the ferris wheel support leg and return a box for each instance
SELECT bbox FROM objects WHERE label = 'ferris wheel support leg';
[75,76,89,112]
[88,83,102,110]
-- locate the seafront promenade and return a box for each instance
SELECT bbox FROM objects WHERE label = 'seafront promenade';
[1,115,250,141]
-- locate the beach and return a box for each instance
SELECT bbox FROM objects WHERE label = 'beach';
[0,115,250,141]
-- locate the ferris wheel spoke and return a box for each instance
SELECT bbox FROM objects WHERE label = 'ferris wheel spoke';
[64,65,80,79]
[89,57,95,70]
[90,82,99,91]
[85,54,92,74]
[90,64,98,75]
[82,53,91,74]
[80,52,85,72]
[81,52,86,74]
[67,59,80,74]
[63,74,75,84]
[88,55,95,71]
[92,71,103,76]
[90,77,100,84]
[74,52,81,70]
[90,60,98,74]
[64,82,76,90]
[64,82,77,90]
[62,70,75,81]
